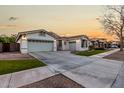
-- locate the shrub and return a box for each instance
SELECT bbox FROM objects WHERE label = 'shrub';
[88,45,95,51]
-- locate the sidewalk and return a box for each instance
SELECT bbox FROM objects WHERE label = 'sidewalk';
[90,49,119,58]
[0,66,56,88]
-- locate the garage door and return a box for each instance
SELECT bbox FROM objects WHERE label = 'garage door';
[28,40,54,52]
[69,41,76,51]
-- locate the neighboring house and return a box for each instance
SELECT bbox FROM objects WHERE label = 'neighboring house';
[57,35,90,51]
[90,38,107,49]
[16,29,90,53]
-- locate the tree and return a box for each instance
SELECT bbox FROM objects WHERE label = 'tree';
[101,5,124,51]
[0,34,16,43]
[9,34,16,43]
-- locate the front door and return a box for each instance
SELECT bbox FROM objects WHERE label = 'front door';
[57,40,62,51]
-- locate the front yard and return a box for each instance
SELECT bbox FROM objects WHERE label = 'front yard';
[72,50,109,56]
[0,59,46,75]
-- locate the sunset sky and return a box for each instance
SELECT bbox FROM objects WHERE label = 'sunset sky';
[0,5,115,40]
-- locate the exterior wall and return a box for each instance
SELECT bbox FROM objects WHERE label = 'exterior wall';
[61,40,69,50]
[27,33,55,41]
[76,37,90,51]
[53,40,57,51]
[17,35,28,54]
[76,39,89,51]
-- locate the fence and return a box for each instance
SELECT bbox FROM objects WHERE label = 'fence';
[0,43,20,52]
[0,43,2,52]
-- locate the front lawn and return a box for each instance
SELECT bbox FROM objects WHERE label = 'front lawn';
[72,50,109,56]
[0,59,46,75]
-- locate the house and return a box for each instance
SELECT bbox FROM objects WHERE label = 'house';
[16,29,59,53]
[16,29,90,53]
[90,38,107,49]
[57,35,90,51]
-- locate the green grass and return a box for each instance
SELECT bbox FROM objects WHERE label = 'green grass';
[0,59,46,75]
[72,50,109,56]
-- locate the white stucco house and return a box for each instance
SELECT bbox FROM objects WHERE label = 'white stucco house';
[57,35,90,51]
[16,29,90,53]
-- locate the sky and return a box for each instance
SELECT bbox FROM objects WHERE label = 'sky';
[0,5,115,40]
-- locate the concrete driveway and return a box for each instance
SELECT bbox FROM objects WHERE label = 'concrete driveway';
[30,51,96,72]
[30,51,123,88]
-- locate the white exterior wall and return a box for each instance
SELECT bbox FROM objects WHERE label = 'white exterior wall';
[76,38,89,51]
[62,41,65,50]
[65,41,69,50]
[62,40,69,50]
[53,40,57,51]
[17,35,28,54]
[18,32,57,53]
[27,33,55,41]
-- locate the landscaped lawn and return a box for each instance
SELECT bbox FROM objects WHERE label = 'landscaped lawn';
[72,50,109,56]
[0,59,46,75]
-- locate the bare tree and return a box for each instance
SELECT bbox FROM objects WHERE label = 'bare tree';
[101,5,124,51]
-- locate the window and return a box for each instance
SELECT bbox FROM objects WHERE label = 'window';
[81,40,85,48]
[81,40,88,48]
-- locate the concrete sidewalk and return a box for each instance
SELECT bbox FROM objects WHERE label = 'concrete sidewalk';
[90,49,119,58]
[0,66,56,88]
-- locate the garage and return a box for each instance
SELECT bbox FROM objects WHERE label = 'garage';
[69,41,76,51]
[28,39,54,52]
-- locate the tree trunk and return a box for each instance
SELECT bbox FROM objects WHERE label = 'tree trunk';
[120,37,123,51]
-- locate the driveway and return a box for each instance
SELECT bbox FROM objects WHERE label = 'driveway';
[30,51,97,72]
[30,51,123,88]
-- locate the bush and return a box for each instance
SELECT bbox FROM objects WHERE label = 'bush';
[88,45,95,51]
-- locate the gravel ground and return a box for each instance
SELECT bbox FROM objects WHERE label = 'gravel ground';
[104,51,124,61]
[20,74,84,88]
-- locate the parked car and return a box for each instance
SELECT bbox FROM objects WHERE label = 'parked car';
[111,45,118,48]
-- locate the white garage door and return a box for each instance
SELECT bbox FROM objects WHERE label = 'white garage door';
[28,39,54,52]
[69,41,76,51]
